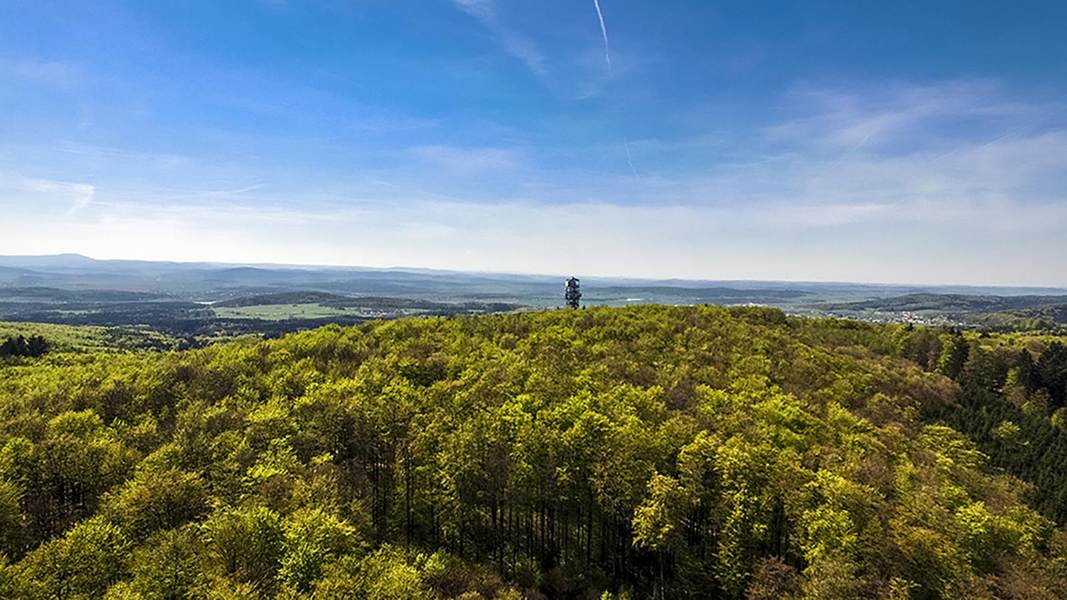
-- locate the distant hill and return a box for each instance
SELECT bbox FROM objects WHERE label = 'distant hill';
[2,254,1065,312]
[590,285,811,304]
[0,266,36,283]
[820,293,1067,313]
[213,291,359,308]
[0,253,100,270]
[215,291,522,313]
[0,287,167,303]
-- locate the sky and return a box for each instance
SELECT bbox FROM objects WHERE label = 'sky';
[1,0,1066,286]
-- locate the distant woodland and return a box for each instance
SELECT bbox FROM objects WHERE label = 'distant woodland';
[2,306,1067,598]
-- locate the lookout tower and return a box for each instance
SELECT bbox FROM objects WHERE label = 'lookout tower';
[565,277,582,309]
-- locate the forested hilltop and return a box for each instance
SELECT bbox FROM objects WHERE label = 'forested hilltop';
[2,306,1067,599]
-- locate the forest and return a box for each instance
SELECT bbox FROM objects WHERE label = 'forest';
[2,305,1067,599]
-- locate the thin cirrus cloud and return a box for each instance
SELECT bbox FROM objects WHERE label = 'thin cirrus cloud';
[751,81,1067,209]
[19,176,95,217]
[451,0,547,77]
[763,80,1050,154]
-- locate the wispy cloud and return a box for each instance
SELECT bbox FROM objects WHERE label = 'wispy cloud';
[743,82,1067,211]
[19,176,96,216]
[764,80,1045,153]
[452,0,546,77]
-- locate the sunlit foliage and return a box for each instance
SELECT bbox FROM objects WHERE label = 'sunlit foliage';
[0,305,1065,598]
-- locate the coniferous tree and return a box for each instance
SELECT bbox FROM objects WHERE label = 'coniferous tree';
[1038,342,1067,406]
[1018,349,1039,393]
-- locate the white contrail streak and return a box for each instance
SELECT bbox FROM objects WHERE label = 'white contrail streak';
[623,138,638,178]
[590,1,629,177]
[592,0,611,70]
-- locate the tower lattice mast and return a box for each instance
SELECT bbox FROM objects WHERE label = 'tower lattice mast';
[564,277,582,309]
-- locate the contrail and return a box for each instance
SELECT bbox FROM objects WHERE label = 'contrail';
[623,138,638,178]
[592,0,611,70]
[591,0,629,178]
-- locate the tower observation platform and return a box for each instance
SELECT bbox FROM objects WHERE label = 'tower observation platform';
[565,277,581,309]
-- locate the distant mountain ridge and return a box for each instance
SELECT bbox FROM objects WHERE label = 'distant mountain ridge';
[1,254,1064,297]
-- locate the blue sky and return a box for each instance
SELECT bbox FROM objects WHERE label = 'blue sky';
[1,0,1066,285]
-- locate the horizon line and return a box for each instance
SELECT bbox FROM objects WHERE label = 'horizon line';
[1,252,1066,292]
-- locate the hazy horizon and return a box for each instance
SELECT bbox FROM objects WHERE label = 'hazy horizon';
[3,251,1067,292]
[2,1,1066,286]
